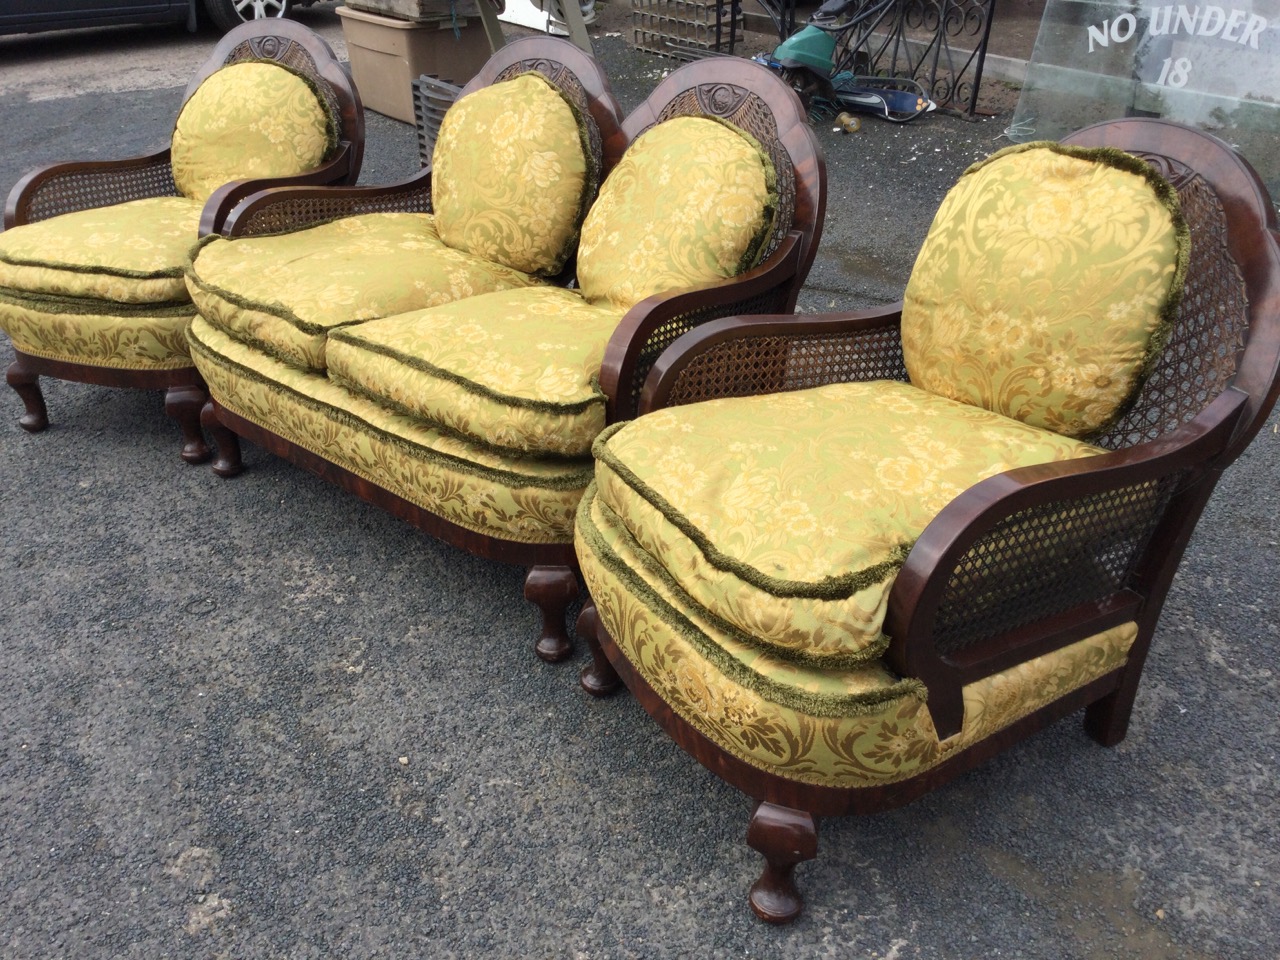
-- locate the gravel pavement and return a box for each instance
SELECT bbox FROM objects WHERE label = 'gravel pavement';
[1,10,1278,959]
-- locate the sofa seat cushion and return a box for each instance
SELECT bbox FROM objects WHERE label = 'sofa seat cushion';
[0,197,203,303]
[591,379,1102,666]
[575,116,778,310]
[171,60,337,204]
[575,481,1138,789]
[185,213,544,371]
[902,142,1188,438]
[327,287,625,458]
[187,315,591,543]
[432,72,598,277]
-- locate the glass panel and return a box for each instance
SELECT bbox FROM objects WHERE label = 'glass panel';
[1010,0,1280,195]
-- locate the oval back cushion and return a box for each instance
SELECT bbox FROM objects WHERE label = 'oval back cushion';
[171,60,337,205]
[575,116,778,311]
[901,142,1188,438]
[431,72,596,278]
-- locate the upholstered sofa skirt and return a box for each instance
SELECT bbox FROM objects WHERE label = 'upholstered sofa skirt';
[188,316,592,544]
[575,482,1139,790]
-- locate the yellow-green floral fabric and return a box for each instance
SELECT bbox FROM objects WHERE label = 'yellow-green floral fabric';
[171,61,336,204]
[902,142,1187,438]
[576,483,1138,789]
[187,315,591,543]
[432,73,593,277]
[185,213,544,371]
[576,116,777,310]
[593,380,1101,664]
[327,286,625,458]
[0,197,202,303]
[0,292,195,368]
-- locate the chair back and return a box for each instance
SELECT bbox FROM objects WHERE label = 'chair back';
[184,19,365,187]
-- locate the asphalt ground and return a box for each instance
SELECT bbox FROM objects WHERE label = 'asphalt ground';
[1,10,1278,959]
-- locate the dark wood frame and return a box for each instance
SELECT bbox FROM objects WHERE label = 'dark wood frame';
[2,18,364,463]
[197,51,826,663]
[575,118,1280,922]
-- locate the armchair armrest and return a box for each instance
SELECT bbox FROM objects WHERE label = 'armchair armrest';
[211,165,435,239]
[599,232,806,422]
[5,150,176,228]
[638,304,908,414]
[199,142,360,235]
[885,387,1251,739]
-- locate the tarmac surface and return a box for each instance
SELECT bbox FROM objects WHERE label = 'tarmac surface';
[1,7,1278,959]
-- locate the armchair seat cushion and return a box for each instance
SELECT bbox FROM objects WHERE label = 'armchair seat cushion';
[187,315,592,543]
[575,482,1139,789]
[591,380,1102,665]
[0,196,203,304]
[327,286,625,458]
[185,212,544,371]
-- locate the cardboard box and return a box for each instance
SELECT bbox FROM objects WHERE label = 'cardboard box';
[336,5,492,122]
[345,0,495,21]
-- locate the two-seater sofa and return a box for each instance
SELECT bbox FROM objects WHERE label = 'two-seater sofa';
[184,41,826,661]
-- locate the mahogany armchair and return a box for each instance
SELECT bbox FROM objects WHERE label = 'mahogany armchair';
[0,19,363,462]
[574,119,1280,921]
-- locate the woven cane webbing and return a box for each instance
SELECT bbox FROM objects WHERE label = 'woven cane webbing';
[1093,166,1248,450]
[22,162,180,224]
[232,185,435,237]
[930,473,1185,657]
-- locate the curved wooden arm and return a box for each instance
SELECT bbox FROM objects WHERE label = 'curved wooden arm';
[5,149,175,228]
[213,167,435,239]
[598,233,804,422]
[199,142,360,235]
[885,387,1250,739]
[639,305,907,414]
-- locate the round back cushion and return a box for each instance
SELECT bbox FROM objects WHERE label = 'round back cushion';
[576,116,778,311]
[901,142,1188,439]
[171,60,337,204]
[431,72,596,278]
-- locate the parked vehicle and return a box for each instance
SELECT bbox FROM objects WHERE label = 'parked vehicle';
[0,1,320,37]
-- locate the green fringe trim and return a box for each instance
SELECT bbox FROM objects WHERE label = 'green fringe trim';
[185,253,343,339]
[326,367,600,465]
[187,328,595,492]
[592,493,891,671]
[0,285,192,317]
[963,141,1192,441]
[0,241,186,281]
[591,423,915,602]
[577,488,925,717]
[328,325,607,416]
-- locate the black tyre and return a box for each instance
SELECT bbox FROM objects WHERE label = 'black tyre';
[202,0,292,33]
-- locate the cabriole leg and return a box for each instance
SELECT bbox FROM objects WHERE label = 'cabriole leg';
[7,356,48,432]
[746,801,818,924]
[523,565,578,663]
[200,400,243,477]
[164,384,211,464]
[576,601,621,696]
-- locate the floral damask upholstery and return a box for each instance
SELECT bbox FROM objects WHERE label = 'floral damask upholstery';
[431,72,597,277]
[185,72,601,374]
[170,60,337,204]
[576,116,777,310]
[902,142,1188,438]
[589,380,1101,665]
[188,315,591,542]
[318,114,779,472]
[575,482,1138,789]
[186,214,543,371]
[326,286,624,458]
